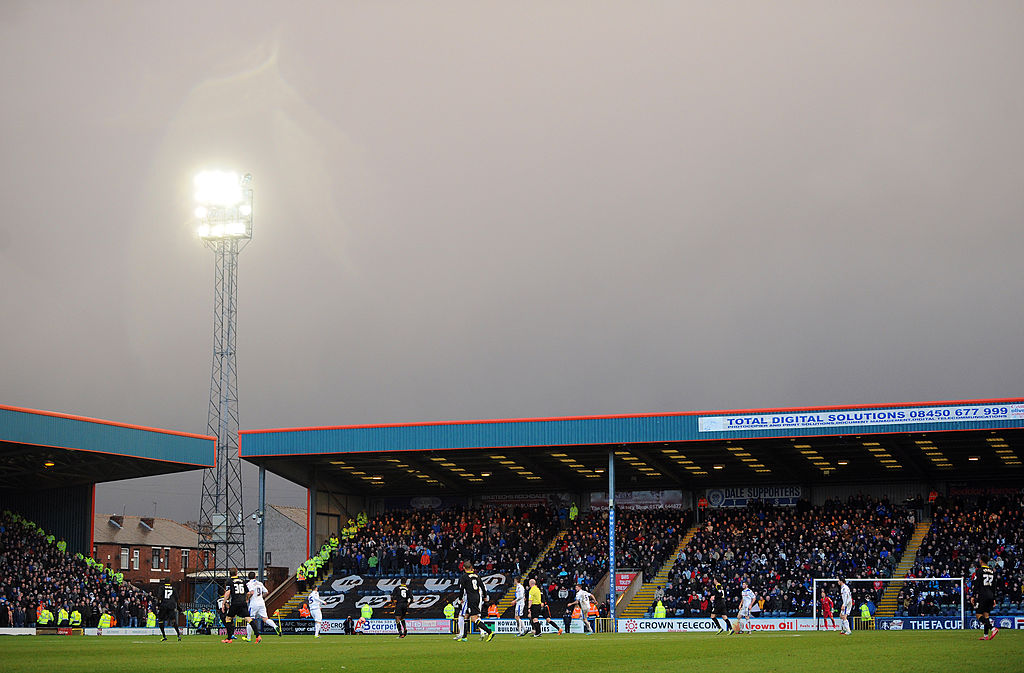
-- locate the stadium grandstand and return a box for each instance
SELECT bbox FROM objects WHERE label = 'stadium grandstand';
[237,397,1024,630]
[0,404,215,628]
[3,398,1023,633]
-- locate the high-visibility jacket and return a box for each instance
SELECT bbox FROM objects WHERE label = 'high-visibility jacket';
[588,603,599,617]
[569,504,579,521]
[860,604,872,620]
[653,601,667,618]
[572,606,582,618]
[443,603,455,619]
[147,611,157,627]
[98,613,112,628]
[69,610,82,626]
[299,604,311,618]
[487,604,499,617]
[360,604,373,620]
[58,608,69,625]
[37,609,54,625]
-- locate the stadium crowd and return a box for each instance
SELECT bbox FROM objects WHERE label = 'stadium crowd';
[658,496,914,617]
[7,490,1022,628]
[900,494,1024,616]
[330,505,561,580]
[534,508,691,606]
[0,510,156,627]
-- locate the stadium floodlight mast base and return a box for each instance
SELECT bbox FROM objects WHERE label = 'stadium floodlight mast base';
[195,170,253,582]
[812,577,965,630]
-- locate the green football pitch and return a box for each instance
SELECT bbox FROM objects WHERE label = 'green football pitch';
[1,631,1020,673]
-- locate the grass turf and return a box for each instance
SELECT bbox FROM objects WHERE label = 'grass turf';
[0,630,1020,673]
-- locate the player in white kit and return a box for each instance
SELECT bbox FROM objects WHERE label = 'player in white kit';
[307,586,324,638]
[452,595,468,641]
[245,572,282,641]
[734,581,757,634]
[573,584,596,634]
[838,578,853,635]
[514,578,527,636]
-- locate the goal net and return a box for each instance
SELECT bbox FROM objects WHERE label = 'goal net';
[812,577,965,631]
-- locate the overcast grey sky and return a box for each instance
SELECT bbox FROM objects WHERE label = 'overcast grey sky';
[2,1,1022,521]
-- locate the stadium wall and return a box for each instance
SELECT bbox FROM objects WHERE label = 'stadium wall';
[0,484,93,554]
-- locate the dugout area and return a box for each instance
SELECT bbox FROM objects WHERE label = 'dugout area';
[0,404,216,555]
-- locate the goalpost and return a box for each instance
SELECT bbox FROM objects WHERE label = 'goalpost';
[813,577,965,631]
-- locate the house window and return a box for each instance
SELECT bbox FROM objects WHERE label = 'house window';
[132,548,140,570]
[182,549,190,570]
[152,547,160,569]
[120,547,129,569]
[163,547,170,571]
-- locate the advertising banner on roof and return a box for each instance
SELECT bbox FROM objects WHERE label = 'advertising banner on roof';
[697,403,1024,433]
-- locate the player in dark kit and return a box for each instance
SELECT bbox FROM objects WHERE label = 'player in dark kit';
[392,579,411,638]
[538,602,563,634]
[457,562,494,642]
[222,569,249,643]
[973,555,998,641]
[709,580,732,634]
[157,580,182,641]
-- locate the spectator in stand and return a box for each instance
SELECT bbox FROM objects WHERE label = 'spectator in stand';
[902,495,1024,616]
[0,510,157,628]
[661,496,915,618]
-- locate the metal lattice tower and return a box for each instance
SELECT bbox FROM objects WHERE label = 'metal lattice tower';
[195,171,253,574]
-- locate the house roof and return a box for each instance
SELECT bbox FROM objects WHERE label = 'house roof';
[94,514,198,549]
[270,504,307,528]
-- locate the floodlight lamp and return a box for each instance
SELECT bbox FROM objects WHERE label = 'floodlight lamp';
[195,206,208,219]
[194,170,243,206]
[197,224,211,238]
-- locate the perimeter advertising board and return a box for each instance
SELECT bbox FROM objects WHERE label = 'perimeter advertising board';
[486,619,579,634]
[617,618,814,633]
[876,617,1017,631]
[317,619,450,635]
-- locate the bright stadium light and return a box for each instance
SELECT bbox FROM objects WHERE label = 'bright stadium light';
[195,168,253,580]
[194,170,243,206]
[194,170,253,240]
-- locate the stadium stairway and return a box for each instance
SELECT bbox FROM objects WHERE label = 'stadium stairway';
[496,530,568,617]
[875,520,932,619]
[620,524,701,618]
[279,578,327,618]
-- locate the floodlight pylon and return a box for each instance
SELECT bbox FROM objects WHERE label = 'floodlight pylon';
[196,172,253,576]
